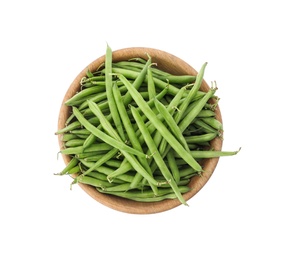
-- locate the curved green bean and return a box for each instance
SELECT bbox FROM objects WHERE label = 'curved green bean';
[105,45,126,141]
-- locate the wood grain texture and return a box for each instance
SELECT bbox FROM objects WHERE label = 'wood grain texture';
[57,47,223,214]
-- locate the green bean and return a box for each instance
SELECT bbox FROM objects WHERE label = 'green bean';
[131,105,187,205]
[154,98,189,152]
[166,85,188,114]
[80,75,106,85]
[147,63,156,100]
[70,129,91,135]
[112,60,140,67]
[80,81,106,88]
[55,120,81,135]
[85,171,123,184]
[112,83,156,192]
[65,86,106,106]
[166,149,180,183]
[190,90,208,103]
[54,157,79,175]
[101,183,133,192]
[82,133,97,149]
[108,172,135,184]
[174,62,207,124]
[193,119,219,134]
[68,95,106,108]
[128,57,147,64]
[144,178,191,188]
[75,175,113,189]
[82,102,111,117]
[75,150,108,159]
[129,173,145,191]
[122,57,152,106]
[82,123,106,150]
[63,112,75,127]
[159,74,196,84]
[67,165,80,175]
[201,117,223,131]
[117,73,202,172]
[190,148,240,158]
[105,45,126,141]
[60,143,112,155]
[118,150,161,188]
[131,86,169,123]
[72,107,146,158]
[113,83,146,153]
[77,148,119,178]
[87,100,121,140]
[140,84,186,150]
[196,109,216,118]
[185,132,218,143]
[157,86,188,153]
[75,107,160,190]
[181,98,210,118]
[113,61,196,84]
[106,159,133,182]
[179,87,217,132]
[97,186,190,202]
[179,167,198,178]
[104,159,123,168]
[85,69,94,78]
[64,139,85,147]
[114,60,168,77]
[86,167,135,184]
[80,154,106,161]
[78,143,112,152]
[78,91,108,110]
[79,162,113,175]
[111,67,182,96]
[61,133,78,142]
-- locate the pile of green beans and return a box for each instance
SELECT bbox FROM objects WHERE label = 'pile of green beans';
[55,45,239,205]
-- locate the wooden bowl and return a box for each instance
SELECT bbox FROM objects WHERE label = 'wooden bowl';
[57,47,223,214]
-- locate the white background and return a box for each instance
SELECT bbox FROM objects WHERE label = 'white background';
[1,0,283,259]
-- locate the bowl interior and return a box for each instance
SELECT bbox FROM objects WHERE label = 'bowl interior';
[58,47,223,214]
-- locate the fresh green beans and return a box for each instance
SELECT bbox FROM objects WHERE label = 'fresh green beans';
[131,105,187,205]
[55,45,239,205]
[116,73,202,172]
[72,107,146,158]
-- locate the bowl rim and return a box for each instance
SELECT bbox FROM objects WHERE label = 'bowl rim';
[57,46,223,214]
